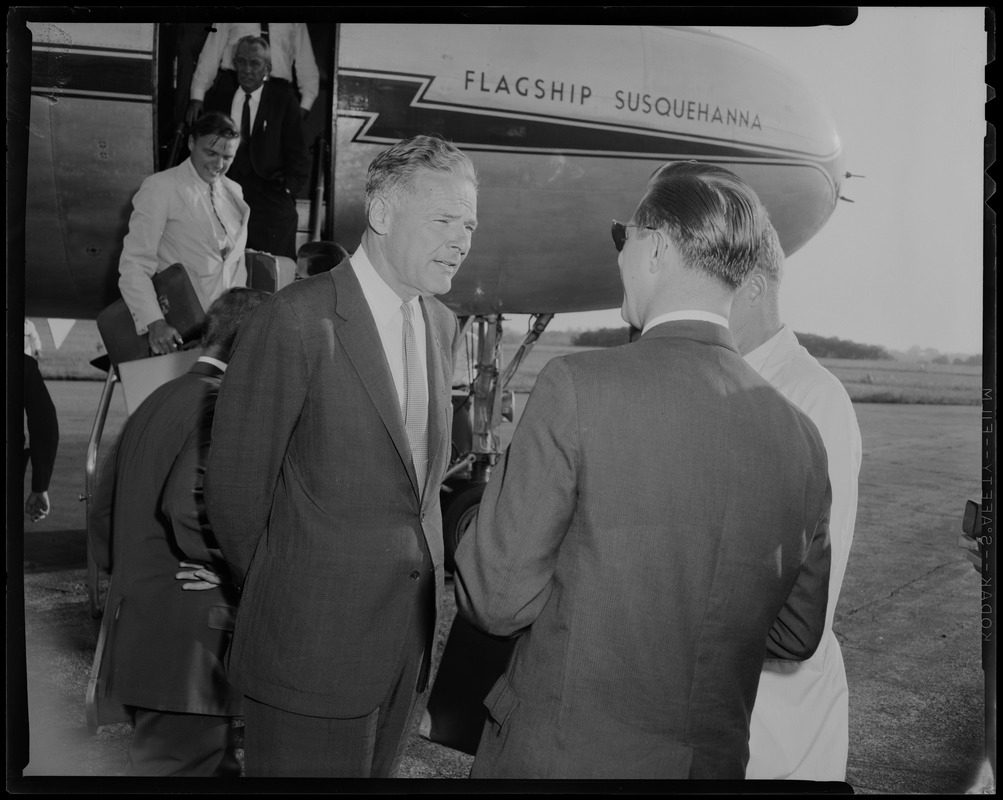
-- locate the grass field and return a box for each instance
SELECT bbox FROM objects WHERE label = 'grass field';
[31,318,983,405]
[481,342,982,404]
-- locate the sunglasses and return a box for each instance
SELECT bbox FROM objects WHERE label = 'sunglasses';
[611,220,657,252]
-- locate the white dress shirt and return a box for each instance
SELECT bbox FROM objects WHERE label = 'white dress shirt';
[349,246,428,417]
[230,83,263,135]
[744,323,862,781]
[642,309,730,335]
[190,22,320,111]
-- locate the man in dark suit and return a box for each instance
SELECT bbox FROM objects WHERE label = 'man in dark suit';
[453,161,833,780]
[203,134,477,777]
[88,287,267,777]
[205,35,309,259]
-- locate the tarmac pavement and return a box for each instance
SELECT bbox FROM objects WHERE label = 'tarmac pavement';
[8,384,996,792]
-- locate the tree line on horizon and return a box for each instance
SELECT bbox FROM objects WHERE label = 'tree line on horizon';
[570,327,905,361]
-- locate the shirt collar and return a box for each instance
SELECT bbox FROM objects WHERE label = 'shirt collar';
[198,355,227,372]
[184,157,226,193]
[350,245,415,327]
[243,83,264,101]
[743,323,791,372]
[642,310,730,336]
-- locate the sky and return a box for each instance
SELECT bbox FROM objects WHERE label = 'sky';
[542,8,989,356]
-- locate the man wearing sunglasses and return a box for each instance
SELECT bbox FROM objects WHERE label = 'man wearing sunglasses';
[454,161,833,780]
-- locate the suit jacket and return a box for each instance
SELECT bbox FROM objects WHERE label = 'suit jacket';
[453,320,832,780]
[206,81,310,198]
[23,354,59,492]
[203,261,460,718]
[88,360,242,716]
[118,158,250,334]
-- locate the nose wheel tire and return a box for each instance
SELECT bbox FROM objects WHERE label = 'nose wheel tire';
[442,482,486,574]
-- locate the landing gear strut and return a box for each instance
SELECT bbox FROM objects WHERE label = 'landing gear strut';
[440,312,553,570]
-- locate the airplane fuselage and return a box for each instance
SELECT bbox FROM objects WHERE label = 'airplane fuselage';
[22,22,844,320]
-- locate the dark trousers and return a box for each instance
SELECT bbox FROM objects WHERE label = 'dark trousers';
[126,707,241,777]
[236,172,300,259]
[243,599,430,777]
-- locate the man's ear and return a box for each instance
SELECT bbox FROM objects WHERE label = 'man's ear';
[650,229,683,275]
[368,196,392,235]
[745,272,769,306]
[649,228,668,273]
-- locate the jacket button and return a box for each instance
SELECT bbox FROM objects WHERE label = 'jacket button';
[409,570,420,581]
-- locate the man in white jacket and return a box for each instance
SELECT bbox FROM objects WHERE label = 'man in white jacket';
[730,224,862,781]
[118,112,249,355]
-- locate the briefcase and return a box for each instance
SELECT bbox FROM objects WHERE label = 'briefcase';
[246,250,296,293]
[96,264,205,368]
[152,262,205,343]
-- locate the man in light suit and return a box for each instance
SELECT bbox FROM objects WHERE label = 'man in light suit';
[118,112,249,355]
[453,161,833,780]
[88,287,267,776]
[730,227,862,781]
[203,134,477,777]
[204,35,310,260]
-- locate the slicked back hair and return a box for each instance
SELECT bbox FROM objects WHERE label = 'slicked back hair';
[202,287,269,361]
[636,161,772,289]
[757,222,785,286]
[364,134,478,216]
[190,111,240,143]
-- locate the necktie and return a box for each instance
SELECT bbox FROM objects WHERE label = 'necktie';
[240,92,252,142]
[259,22,270,43]
[208,182,231,259]
[401,300,428,495]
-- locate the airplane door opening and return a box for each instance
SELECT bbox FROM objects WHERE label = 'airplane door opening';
[155,22,337,250]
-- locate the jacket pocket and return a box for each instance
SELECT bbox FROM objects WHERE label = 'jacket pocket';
[483,673,520,731]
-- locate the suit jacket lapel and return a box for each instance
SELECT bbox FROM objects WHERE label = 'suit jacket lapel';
[253,84,273,141]
[179,165,219,254]
[331,262,420,498]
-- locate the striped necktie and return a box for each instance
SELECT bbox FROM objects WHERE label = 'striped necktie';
[401,300,428,495]
[209,182,231,259]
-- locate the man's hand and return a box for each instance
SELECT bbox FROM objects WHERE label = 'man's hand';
[185,99,205,128]
[176,560,225,591]
[148,319,184,355]
[25,491,50,522]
